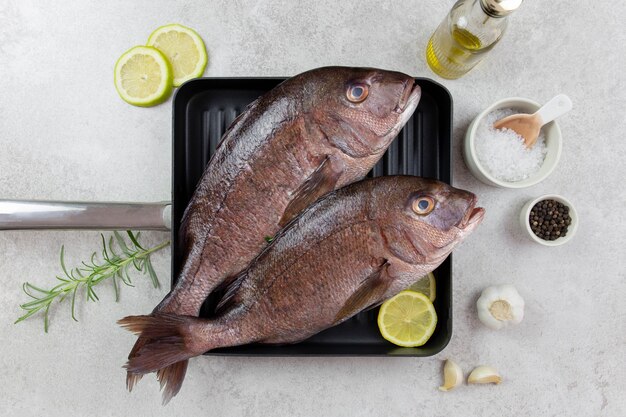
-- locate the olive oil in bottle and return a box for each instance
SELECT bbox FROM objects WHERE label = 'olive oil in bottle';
[426,0,523,79]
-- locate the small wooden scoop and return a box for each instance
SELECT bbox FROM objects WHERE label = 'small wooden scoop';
[493,94,572,148]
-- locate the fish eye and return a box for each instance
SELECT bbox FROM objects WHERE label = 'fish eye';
[346,84,369,103]
[412,196,435,215]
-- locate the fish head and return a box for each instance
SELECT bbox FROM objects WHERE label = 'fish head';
[375,177,485,265]
[305,67,421,158]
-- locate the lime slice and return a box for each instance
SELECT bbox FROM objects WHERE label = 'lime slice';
[407,272,436,302]
[147,24,208,87]
[377,290,437,347]
[114,46,173,107]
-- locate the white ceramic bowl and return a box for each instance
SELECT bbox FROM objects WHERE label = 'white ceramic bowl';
[519,194,578,246]
[463,97,563,188]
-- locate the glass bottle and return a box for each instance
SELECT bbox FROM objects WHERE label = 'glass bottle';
[426,0,523,79]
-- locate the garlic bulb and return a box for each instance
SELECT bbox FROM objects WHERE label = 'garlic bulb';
[438,359,463,391]
[467,365,502,385]
[476,284,524,330]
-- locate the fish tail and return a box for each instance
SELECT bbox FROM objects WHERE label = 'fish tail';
[118,313,211,404]
[125,330,189,404]
[124,290,183,391]
[156,360,188,404]
[126,337,147,391]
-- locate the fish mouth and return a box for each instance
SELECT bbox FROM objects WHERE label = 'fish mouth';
[379,81,421,140]
[458,195,485,230]
[394,80,421,114]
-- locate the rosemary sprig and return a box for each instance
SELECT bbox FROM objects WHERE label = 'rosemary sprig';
[15,231,170,332]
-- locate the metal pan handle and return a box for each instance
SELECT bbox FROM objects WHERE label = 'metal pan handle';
[0,200,171,231]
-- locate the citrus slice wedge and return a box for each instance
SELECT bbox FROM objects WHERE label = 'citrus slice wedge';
[114,46,173,107]
[377,290,437,347]
[147,24,208,87]
[407,272,436,302]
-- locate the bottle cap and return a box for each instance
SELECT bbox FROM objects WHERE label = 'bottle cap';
[480,0,523,17]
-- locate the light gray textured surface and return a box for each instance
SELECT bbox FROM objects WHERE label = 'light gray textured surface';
[1,1,624,416]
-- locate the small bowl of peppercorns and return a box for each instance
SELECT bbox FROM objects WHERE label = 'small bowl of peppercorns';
[520,194,578,246]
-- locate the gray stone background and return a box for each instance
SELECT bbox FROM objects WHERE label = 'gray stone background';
[0,1,624,416]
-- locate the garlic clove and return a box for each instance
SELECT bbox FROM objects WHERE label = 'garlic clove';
[467,365,502,385]
[439,359,463,391]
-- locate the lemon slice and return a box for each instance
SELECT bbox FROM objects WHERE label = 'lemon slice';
[378,291,437,347]
[407,272,436,302]
[114,46,173,107]
[147,24,208,87]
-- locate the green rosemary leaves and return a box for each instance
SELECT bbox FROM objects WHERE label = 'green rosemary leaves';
[15,231,170,332]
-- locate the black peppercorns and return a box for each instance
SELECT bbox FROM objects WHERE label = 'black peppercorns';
[529,199,571,241]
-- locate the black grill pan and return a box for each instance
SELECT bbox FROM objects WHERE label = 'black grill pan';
[172,77,453,356]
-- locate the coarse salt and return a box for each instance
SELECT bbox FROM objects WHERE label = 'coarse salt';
[475,108,547,182]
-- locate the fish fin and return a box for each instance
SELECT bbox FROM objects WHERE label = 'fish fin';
[279,156,342,227]
[334,262,392,324]
[214,272,248,314]
[156,360,189,405]
[126,337,148,391]
[212,273,239,294]
[118,314,209,403]
[126,372,143,392]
